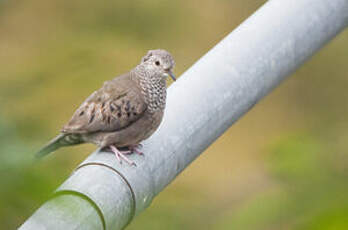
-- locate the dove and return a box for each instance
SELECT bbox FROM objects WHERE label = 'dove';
[36,49,176,166]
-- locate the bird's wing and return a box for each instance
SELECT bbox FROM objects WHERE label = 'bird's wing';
[62,74,147,134]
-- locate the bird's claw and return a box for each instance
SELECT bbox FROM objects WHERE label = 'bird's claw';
[128,144,144,156]
[109,145,137,166]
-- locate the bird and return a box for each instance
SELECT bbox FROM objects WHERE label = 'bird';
[36,49,176,166]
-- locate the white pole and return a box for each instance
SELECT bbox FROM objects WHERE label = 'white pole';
[20,0,348,229]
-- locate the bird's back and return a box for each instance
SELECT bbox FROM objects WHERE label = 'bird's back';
[62,73,147,134]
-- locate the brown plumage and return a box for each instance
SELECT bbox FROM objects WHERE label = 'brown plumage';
[37,49,176,165]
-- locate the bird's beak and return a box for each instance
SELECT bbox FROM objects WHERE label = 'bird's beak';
[165,70,176,81]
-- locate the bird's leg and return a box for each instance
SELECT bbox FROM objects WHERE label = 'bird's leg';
[128,144,144,156]
[114,148,121,163]
[109,145,136,166]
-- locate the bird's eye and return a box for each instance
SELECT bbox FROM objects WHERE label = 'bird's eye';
[155,61,160,66]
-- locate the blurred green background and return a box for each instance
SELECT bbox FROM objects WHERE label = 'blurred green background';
[1,0,348,229]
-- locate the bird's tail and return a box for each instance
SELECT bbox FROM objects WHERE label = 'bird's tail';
[36,133,83,159]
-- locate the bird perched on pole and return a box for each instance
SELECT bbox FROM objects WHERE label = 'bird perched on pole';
[36,49,176,166]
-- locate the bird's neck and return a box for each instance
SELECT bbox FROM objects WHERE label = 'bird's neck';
[131,66,167,114]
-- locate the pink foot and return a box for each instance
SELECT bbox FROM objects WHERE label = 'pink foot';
[110,145,136,166]
[128,144,144,156]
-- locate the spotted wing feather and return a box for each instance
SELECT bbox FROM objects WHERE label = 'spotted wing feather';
[62,74,146,134]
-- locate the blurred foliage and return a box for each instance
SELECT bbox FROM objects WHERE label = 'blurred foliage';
[0,119,69,229]
[211,136,348,230]
[0,0,348,229]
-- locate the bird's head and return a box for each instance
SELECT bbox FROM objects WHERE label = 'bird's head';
[140,49,176,81]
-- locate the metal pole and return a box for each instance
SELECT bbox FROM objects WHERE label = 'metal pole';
[20,0,348,229]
